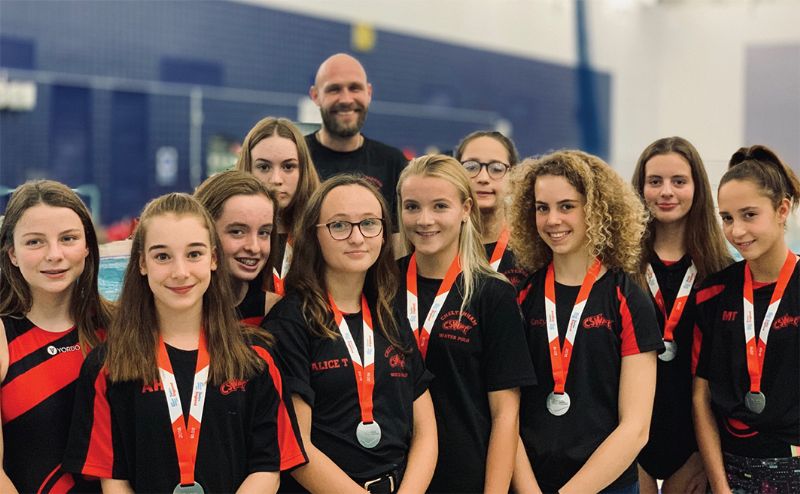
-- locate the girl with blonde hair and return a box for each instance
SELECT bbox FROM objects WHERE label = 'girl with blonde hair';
[396,154,536,493]
[512,150,663,493]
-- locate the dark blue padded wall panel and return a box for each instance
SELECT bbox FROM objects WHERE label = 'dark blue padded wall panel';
[0,35,35,69]
[0,0,611,223]
[109,91,148,223]
[49,85,92,186]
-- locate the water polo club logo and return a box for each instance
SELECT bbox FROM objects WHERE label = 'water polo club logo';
[772,314,800,330]
[583,313,612,331]
[220,379,248,395]
[46,343,81,355]
[384,346,406,370]
[440,310,477,335]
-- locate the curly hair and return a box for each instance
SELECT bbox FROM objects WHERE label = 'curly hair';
[509,150,649,273]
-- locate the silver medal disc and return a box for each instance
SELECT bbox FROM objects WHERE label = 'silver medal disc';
[173,483,204,494]
[356,420,382,449]
[744,391,766,414]
[546,391,571,416]
[659,340,678,362]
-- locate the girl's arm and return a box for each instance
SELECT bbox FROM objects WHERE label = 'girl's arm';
[0,323,19,494]
[289,395,368,494]
[397,390,437,494]
[100,479,134,494]
[484,387,521,494]
[237,472,280,494]
[559,351,656,494]
[512,436,542,494]
[692,377,731,494]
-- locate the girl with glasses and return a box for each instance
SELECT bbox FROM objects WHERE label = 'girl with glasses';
[631,137,732,494]
[237,117,321,296]
[396,155,536,493]
[455,131,527,287]
[512,151,663,494]
[195,170,281,324]
[0,180,112,494]
[694,145,800,493]
[64,193,306,493]
[265,175,436,493]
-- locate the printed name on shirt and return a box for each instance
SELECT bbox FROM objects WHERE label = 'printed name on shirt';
[583,313,612,331]
[384,345,408,378]
[529,317,546,328]
[310,358,350,372]
[773,314,800,330]
[438,310,478,343]
[220,379,248,395]
[46,343,82,355]
[722,310,738,322]
[142,381,164,393]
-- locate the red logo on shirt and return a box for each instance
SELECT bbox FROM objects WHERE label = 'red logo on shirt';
[773,314,800,330]
[722,310,738,322]
[439,310,477,344]
[220,379,248,395]
[583,313,612,330]
[384,345,408,378]
[529,317,546,328]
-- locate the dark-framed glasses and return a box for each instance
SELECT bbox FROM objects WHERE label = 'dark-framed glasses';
[461,160,511,179]
[316,218,384,240]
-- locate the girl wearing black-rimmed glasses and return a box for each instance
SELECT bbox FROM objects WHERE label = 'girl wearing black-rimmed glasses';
[264,174,437,493]
[455,131,527,287]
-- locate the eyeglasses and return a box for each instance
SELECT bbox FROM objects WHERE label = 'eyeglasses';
[316,218,384,240]
[461,160,511,179]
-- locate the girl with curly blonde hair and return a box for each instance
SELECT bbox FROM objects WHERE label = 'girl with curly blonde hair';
[511,150,663,494]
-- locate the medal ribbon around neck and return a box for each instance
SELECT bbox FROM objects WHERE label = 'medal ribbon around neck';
[544,258,602,394]
[329,294,377,425]
[645,261,697,343]
[157,333,210,488]
[742,251,798,396]
[489,228,511,272]
[406,253,462,359]
[272,236,293,296]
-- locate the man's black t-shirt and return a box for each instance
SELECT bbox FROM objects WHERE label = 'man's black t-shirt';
[638,255,700,479]
[396,255,537,493]
[264,291,432,487]
[63,341,307,493]
[518,268,663,492]
[305,134,407,210]
[695,260,800,458]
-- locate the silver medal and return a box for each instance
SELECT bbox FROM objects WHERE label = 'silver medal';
[173,483,204,494]
[546,391,571,416]
[659,340,678,362]
[744,391,766,414]
[356,420,382,448]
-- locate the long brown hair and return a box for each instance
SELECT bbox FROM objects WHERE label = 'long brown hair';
[510,150,649,274]
[721,144,800,211]
[631,136,732,284]
[236,116,321,230]
[104,193,264,385]
[0,180,111,350]
[194,170,280,291]
[284,174,403,349]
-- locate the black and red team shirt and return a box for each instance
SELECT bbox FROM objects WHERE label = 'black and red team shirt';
[264,291,432,490]
[695,260,800,458]
[396,255,537,493]
[1,316,100,494]
[63,337,307,493]
[637,255,700,479]
[517,268,663,493]
[237,277,267,326]
[483,242,528,289]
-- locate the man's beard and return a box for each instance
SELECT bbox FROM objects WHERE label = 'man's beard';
[320,103,368,138]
